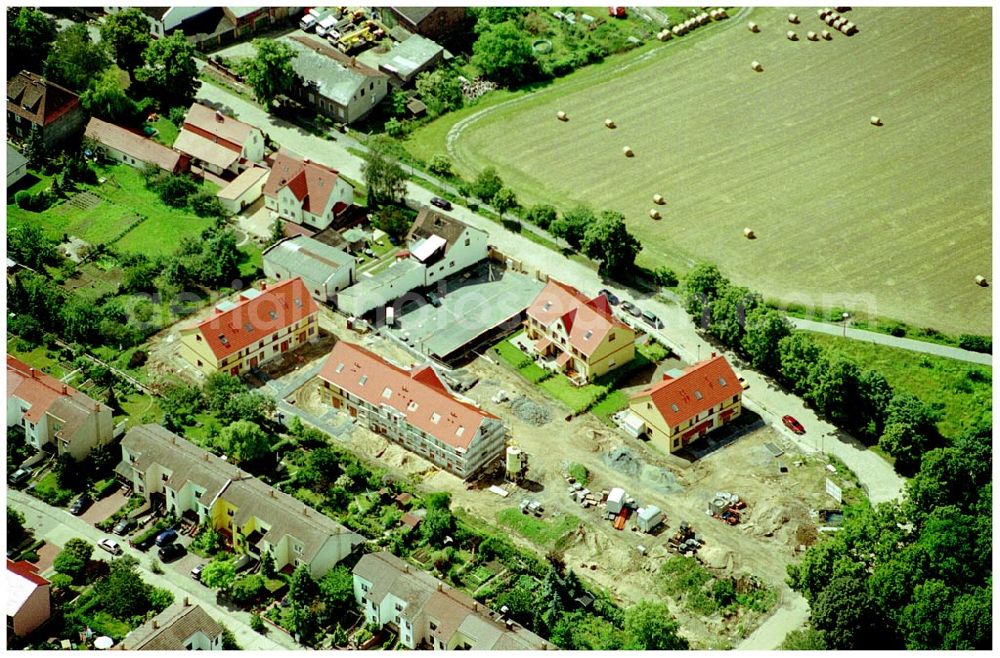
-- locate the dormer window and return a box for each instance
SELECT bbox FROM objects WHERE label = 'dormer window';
[335,363,345,373]
[583,330,593,341]
[359,375,368,386]
[671,403,679,413]
[542,301,552,311]
[430,413,441,424]
[694,390,703,400]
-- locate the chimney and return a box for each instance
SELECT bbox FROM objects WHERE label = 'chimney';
[711,352,716,358]
[403,564,409,574]
[184,597,190,607]
[436,583,442,592]
[204,453,209,461]
[215,110,224,122]
[61,385,67,394]
[260,282,267,291]
[303,158,310,164]
[29,368,36,378]
[152,620,159,629]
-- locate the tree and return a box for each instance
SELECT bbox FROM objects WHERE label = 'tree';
[622,600,688,650]
[44,24,111,91]
[741,307,791,374]
[905,424,991,520]
[427,154,454,178]
[415,67,464,116]
[161,382,204,429]
[121,254,163,293]
[191,527,224,556]
[8,8,58,75]
[525,204,557,230]
[8,224,58,271]
[777,333,822,395]
[471,166,503,202]
[682,262,728,318]
[8,507,28,546]
[879,393,940,473]
[549,204,594,249]
[780,628,827,650]
[100,8,152,73]
[62,295,103,344]
[288,565,321,643]
[228,573,266,607]
[266,218,285,247]
[492,186,519,217]
[136,32,199,106]
[199,229,242,285]
[582,211,641,278]
[361,136,408,207]
[810,575,890,650]
[372,206,413,241]
[808,357,862,428]
[200,558,237,590]
[154,173,199,207]
[943,586,992,649]
[216,420,270,464]
[23,124,47,168]
[191,191,228,219]
[319,565,354,610]
[243,39,297,109]
[421,507,455,546]
[653,266,679,288]
[856,369,894,441]
[54,453,78,488]
[708,285,760,347]
[94,555,170,619]
[471,7,528,32]
[472,21,539,86]
[81,67,139,123]
[53,551,86,580]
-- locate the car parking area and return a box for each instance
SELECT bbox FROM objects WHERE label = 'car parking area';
[79,489,128,525]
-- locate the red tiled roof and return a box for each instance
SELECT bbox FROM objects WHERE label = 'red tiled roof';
[182,102,257,151]
[85,117,187,173]
[7,70,80,127]
[318,342,499,451]
[188,278,319,360]
[526,279,633,357]
[6,356,107,426]
[631,355,741,428]
[7,559,49,587]
[264,150,344,215]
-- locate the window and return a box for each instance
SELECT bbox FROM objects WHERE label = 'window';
[196,335,202,341]
[197,360,202,366]
[694,390,703,400]
[259,340,264,349]
[360,88,365,97]
[608,332,615,342]
[228,509,234,516]
[309,327,315,335]
[162,473,169,483]
[732,395,739,403]
[465,237,470,246]
[195,491,202,499]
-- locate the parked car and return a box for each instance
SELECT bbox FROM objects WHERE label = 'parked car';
[233,553,259,574]
[8,467,33,486]
[782,415,806,435]
[158,543,185,563]
[430,196,452,210]
[738,376,749,390]
[191,562,206,581]
[641,310,664,329]
[113,517,137,536]
[620,301,642,317]
[69,494,91,516]
[98,538,123,556]
[154,528,178,547]
[599,289,620,306]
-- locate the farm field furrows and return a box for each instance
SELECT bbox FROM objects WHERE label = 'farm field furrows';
[445,7,991,335]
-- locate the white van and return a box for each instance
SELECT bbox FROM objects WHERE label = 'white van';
[316,14,339,38]
[299,13,318,31]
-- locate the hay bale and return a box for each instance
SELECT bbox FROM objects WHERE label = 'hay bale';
[653,194,665,205]
[622,146,634,157]
[649,209,661,220]
[557,111,568,121]
[975,275,989,287]
[657,29,672,41]
[818,8,830,18]
[747,21,759,32]
[751,60,763,72]
[672,25,684,36]
[698,13,709,25]
[832,17,845,29]
[717,8,728,18]
[822,29,832,40]
[786,30,798,41]
[788,13,799,23]
[807,30,818,40]
[825,14,838,25]
[744,227,755,239]
[710,9,719,19]
[843,21,857,35]
[605,119,616,129]
[870,115,882,126]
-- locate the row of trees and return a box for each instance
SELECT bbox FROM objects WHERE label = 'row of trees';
[682,263,942,474]
[786,422,991,650]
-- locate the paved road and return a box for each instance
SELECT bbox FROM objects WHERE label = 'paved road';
[791,317,992,366]
[8,490,299,651]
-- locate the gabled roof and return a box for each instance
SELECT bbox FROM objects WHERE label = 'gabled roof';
[262,235,354,284]
[125,604,223,650]
[85,117,187,172]
[7,143,27,174]
[526,279,633,357]
[318,341,499,451]
[6,356,109,436]
[283,36,386,107]
[6,70,80,127]
[630,355,741,427]
[172,130,241,170]
[184,277,318,361]
[216,165,268,201]
[406,207,482,257]
[181,102,258,147]
[354,552,549,650]
[264,150,346,215]
[6,560,48,619]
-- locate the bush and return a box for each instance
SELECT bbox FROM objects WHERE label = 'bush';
[654,266,679,288]
[250,613,266,634]
[958,334,991,353]
[21,550,39,563]
[191,191,227,219]
[384,117,407,138]
[428,154,454,178]
[14,190,32,209]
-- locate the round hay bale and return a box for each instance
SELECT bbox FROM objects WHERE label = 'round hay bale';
[672,25,684,35]
[710,9,719,19]
[698,13,709,25]
[605,119,616,129]
[622,146,634,157]
[748,21,759,32]
[975,275,988,287]
[870,115,882,126]
[557,111,568,122]
[649,209,661,220]
[832,17,845,29]
[788,13,799,23]
[657,29,672,41]
[744,227,755,239]
[822,29,832,39]
[807,30,818,40]
[717,8,728,18]
[819,8,830,18]
[825,14,838,25]
[751,60,763,72]
[653,194,665,205]
[786,30,798,41]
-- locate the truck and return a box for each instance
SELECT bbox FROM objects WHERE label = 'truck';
[316,14,340,38]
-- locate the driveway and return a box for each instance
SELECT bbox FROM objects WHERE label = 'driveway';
[80,489,128,525]
[8,490,299,651]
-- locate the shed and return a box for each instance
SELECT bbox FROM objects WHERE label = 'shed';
[342,227,371,252]
[607,487,626,515]
[637,505,663,533]
[619,410,646,438]
[216,165,268,214]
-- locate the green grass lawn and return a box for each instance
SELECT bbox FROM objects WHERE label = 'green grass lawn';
[809,333,991,440]
[119,392,164,428]
[6,338,68,378]
[239,243,263,280]
[493,336,551,383]
[590,389,630,420]
[539,376,604,413]
[148,116,179,147]
[496,508,581,548]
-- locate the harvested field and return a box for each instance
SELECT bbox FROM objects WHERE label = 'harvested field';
[439,7,991,335]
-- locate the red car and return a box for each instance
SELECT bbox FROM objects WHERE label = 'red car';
[782,415,806,434]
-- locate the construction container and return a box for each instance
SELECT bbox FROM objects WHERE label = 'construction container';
[637,505,663,533]
[607,487,626,515]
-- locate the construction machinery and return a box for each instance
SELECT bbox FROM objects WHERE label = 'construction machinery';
[337,20,387,54]
[667,520,703,555]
